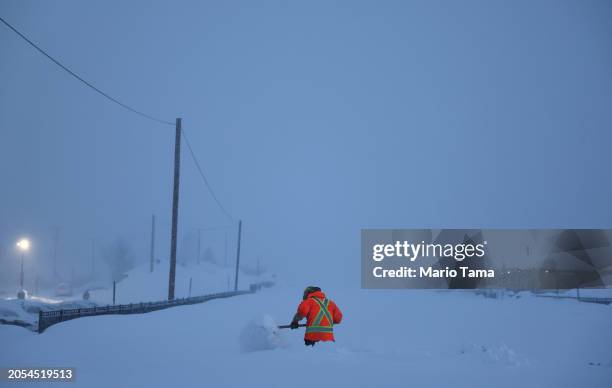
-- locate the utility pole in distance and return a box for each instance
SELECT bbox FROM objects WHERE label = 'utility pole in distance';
[168,118,182,301]
[150,214,156,273]
[91,238,96,278]
[234,220,242,291]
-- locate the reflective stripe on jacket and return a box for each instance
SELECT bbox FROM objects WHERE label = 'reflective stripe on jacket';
[297,291,342,342]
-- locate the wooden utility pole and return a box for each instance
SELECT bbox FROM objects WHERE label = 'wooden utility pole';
[19,253,24,288]
[233,220,242,291]
[91,239,96,278]
[150,214,156,273]
[168,118,182,301]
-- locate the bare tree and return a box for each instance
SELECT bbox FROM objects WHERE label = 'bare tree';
[102,238,135,281]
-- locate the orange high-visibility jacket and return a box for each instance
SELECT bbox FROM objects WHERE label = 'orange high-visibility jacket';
[297,291,343,342]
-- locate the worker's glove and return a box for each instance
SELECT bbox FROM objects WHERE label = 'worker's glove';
[290,321,299,329]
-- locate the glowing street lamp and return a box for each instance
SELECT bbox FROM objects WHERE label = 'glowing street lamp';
[16,238,30,289]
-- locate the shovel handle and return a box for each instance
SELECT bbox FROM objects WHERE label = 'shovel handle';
[278,323,307,329]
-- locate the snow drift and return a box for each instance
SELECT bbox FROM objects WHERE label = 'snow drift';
[239,314,287,352]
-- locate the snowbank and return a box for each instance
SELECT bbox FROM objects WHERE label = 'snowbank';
[0,296,97,330]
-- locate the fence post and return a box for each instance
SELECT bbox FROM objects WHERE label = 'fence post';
[38,310,43,333]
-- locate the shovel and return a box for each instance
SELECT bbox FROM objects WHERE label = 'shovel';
[277,323,306,329]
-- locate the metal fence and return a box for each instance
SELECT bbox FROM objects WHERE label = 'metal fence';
[536,294,612,305]
[38,282,273,333]
[474,289,612,306]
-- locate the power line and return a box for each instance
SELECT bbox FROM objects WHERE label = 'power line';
[182,128,236,222]
[1,15,237,222]
[0,15,174,126]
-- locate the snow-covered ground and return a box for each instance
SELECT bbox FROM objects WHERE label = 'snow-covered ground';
[1,286,611,387]
[85,260,266,305]
[0,260,267,329]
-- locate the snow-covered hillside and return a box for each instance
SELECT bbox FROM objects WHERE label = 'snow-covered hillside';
[2,287,611,388]
[0,260,268,329]
[86,260,267,305]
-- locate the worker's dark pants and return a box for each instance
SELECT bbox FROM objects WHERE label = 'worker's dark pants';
[304,338,336,346]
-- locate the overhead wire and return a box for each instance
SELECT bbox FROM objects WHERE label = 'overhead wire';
[0,15,174,126]
[182,128,236,222]
[0,15,237,222]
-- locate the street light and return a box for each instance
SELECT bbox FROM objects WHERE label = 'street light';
[16,238,30,290]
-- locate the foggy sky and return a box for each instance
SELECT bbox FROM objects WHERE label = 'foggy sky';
[1,0,611,290]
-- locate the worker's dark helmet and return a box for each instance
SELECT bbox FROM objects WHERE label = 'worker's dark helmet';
[303,286,321,299]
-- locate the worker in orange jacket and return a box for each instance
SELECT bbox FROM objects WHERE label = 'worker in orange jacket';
[290,286,343,346]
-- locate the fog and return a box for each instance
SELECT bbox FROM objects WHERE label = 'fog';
[1,1,611,293]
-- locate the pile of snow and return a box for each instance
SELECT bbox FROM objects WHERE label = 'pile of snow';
[239,314,287,352]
